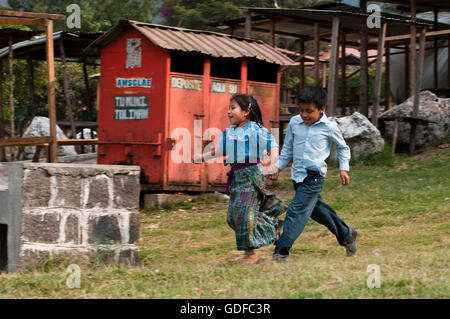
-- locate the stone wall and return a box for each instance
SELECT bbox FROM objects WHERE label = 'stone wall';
[1,163,141,271]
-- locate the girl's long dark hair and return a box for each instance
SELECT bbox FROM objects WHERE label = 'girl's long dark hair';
[230,94,263,127]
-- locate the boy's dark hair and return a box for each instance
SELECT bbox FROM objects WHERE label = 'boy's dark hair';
[298,86,327,109]
[230,94,264,127]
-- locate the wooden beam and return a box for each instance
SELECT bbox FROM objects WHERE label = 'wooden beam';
[244,10,251,38]
[385,41,391,108]
[57,139,98,146]
[433,9,439,89]
[299,38,305,90]
[46,19,58,163]
[0,136,51,147]
[270,19,276,47]
[415,28,426,117]
[359,0,369,118]
[59,39,76,139]
[8,37,14,142]
[327,16,340,116]
[410,1,417,100]
[83,59,93,122]
[372,22,387,127]
[340,31,346,103]
[405,45,410,98]
[0,10,66,20]
[0,17,46,26]
[369,29,450,44]
[26,55,35,118]
[409,27,426,156]
[314,22,320,86]
[392,118,399,153]
[448,39,450,87]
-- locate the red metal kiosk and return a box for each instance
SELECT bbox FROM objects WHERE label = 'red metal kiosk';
[86,20,295,192]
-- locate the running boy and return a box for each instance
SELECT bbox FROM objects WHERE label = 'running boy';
[271,86,357,261]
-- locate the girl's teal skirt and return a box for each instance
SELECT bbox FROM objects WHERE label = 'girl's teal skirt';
[227,164,287,251]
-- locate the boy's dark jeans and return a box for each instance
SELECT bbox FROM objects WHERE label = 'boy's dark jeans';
[273,170,351,259]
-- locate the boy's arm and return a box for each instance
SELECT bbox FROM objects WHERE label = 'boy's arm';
[329,123,351,185]
[275,120,294,171]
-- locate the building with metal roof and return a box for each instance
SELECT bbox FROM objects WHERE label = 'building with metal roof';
[85,19,296,66]
[0,31,102,61]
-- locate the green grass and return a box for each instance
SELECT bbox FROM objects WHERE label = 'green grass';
[0,148,449,298]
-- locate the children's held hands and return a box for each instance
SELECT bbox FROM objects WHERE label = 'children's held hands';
[340,170,350,186]
[269,168,280,181]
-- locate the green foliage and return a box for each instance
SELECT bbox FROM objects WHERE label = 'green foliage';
[161,0,328,30]
[7,0,159,32]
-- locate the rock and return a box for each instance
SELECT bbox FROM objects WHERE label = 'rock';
[329,112,385,159]
[379,91,450,148]
[22,117,77,159]
[76,128,97,153]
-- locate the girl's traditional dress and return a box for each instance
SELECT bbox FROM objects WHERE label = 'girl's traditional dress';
[219,121,287,251]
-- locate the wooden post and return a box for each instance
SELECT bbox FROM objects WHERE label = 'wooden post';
[372,22,387,128]
[0,61,5,161]
[433,9,439,89]
[322,63,327,89]
[340,31,346,103]
[8,37,14,139]
[46,19,58,163]
[299,38,305,91]
[405,45,410,98]
[59,39,76,138]
[244,10,251,39]
[83,58,93,121]
[448,39,450,88]
[385,41,391,109]
[8,37,15,160]
[26,55,35,118]
[314,22,320,86]
[359,0,369,118]
[327,16,340,116]
[410,0,417,99]
[270,19,276,47]
[409,27,426,156]
[392,118,399,153]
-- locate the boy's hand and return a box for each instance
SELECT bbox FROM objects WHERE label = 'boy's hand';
[340,170,350,186]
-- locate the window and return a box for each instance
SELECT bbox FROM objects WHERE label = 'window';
[170,51,204,75]
[247,59,278,83]
[210,57,241,80]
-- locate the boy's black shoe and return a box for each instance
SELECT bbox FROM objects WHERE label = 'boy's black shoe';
[272,253,289,262]
[344,226,358,257]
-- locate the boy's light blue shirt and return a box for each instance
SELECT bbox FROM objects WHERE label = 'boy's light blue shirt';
[275,113,350,183]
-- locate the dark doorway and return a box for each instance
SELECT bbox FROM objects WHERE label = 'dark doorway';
[0,224,7,271]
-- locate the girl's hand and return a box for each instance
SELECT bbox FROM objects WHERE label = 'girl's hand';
[340,170,350,186]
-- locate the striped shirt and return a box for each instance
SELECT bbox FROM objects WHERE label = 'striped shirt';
[218,121,279,164]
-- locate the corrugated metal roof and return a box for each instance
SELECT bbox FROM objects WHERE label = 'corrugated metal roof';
[85,20,296,66]
[0,31,102,60]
